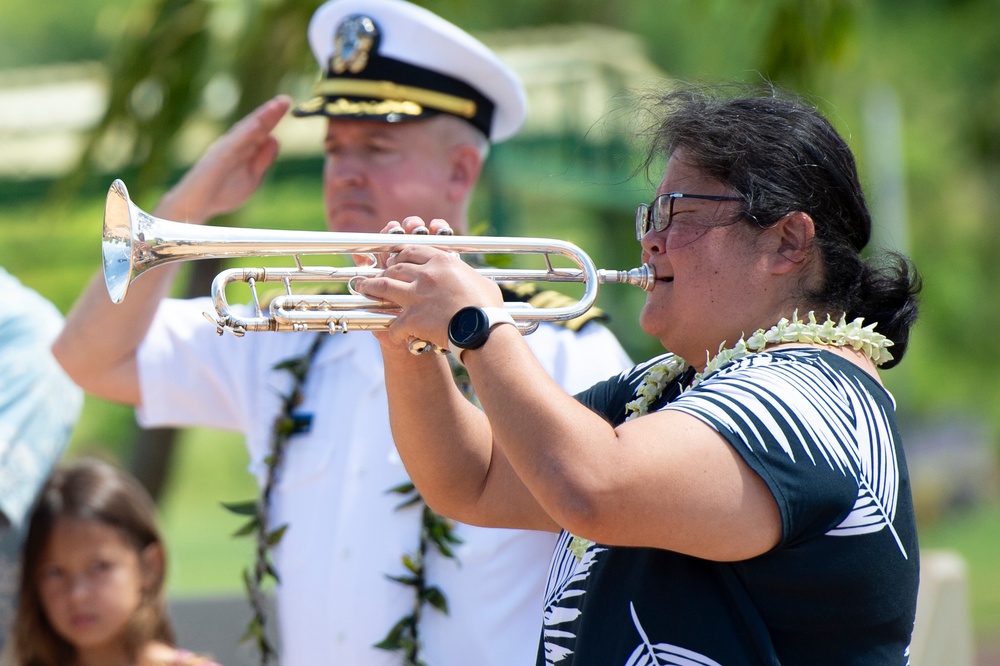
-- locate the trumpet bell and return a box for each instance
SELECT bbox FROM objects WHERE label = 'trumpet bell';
[103,179,138,304]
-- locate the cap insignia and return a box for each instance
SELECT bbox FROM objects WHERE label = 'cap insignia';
[331,14,379,75]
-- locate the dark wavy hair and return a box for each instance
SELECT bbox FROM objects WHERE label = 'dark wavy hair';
[641,84,921,367]
[12,457,175,666]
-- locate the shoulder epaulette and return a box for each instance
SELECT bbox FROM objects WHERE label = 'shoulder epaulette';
[500,284,607,332]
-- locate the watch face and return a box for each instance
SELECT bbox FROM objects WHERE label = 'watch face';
[449,306,490,349]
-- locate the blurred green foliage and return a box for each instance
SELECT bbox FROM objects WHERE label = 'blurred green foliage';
[0,0,123,66]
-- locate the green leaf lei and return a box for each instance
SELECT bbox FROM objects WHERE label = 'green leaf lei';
[375,481,462,665]
[372,355,476,664]
[223,334,326,665]
[223,334,466,666]
[568,310,893,559]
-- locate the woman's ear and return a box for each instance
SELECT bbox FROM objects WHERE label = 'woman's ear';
[770,211,815,273]
[139,543,165,591]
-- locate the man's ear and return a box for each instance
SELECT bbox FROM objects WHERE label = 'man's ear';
[770,211,815,273]
[447,144,483,203]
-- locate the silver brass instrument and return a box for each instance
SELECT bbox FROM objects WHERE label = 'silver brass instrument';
[103,179,655,341]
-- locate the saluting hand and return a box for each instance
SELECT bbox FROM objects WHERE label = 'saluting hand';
[154,95,292,225]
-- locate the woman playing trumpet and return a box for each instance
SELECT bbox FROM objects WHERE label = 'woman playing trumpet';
[357,84,922,665]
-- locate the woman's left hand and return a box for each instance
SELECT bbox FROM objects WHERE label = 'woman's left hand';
[356,216,505,351]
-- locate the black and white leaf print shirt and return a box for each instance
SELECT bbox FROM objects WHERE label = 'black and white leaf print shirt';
[537,349,919,666]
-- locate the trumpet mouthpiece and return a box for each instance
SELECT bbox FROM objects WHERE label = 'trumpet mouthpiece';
[597,265,656,292]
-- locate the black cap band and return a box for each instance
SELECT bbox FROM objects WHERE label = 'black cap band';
[293,53,496,137]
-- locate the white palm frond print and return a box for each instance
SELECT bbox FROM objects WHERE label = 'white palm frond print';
[826,373,906,555]
[541,531,606,664]
[626,602,722,666]
[669,351,908,559]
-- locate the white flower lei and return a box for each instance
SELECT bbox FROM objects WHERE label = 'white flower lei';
[567,310,892,559]
[624,310,893,420]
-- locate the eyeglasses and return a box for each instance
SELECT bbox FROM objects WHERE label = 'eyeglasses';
[635,192,744,240]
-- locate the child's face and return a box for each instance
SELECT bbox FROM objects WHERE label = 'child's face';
[37,517,154,655]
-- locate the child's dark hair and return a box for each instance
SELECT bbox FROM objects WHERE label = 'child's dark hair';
[12,457,175,666]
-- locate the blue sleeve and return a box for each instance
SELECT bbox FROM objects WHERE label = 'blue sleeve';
[0,268,82,531]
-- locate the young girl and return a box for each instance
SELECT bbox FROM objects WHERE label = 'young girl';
[7,457,221,666]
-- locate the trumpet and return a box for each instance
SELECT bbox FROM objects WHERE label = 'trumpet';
[103,179,655,341]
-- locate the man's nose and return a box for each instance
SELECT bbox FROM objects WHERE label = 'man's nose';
[325,155,366,187]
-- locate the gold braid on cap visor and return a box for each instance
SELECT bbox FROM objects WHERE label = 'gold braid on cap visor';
[309,78,478,118]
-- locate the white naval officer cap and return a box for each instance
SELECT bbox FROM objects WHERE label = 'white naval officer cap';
[293,0,527,143]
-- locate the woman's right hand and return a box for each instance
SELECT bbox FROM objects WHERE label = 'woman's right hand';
[359,216,505,353]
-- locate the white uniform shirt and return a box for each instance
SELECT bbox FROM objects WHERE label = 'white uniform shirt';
[137,296,631,666]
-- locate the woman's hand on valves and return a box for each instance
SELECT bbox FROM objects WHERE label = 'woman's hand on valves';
[356,216,504,353]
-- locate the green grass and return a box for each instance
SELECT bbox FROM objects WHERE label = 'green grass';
[918,502,1000,643]
[157,427,257,596]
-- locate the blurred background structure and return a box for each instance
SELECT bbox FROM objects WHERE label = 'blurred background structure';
[1,0,999,662]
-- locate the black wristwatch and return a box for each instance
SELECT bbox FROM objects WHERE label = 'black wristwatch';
[447,306,516,364]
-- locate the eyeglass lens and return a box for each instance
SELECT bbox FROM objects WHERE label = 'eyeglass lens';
[635,193,742,240]
[634,195,675,240]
